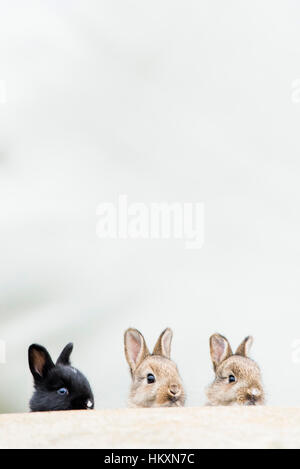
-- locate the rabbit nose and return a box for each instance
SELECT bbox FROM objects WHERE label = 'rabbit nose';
[248,388,261,398]
[246,388,261,404]
[168,385,180,397]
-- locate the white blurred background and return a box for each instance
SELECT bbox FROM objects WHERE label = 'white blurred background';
[0,0,300,412]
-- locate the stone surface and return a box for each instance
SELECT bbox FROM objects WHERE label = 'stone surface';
[0,407,299,449]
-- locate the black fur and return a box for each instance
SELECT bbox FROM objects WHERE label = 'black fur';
[28,343,94,412]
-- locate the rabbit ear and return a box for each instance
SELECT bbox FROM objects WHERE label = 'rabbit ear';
[152,328,173,359]
[124,328,150,374]
[28,344,55,381]
[56,343,74,365]
[235,336,253,357]
[210,334,233,370]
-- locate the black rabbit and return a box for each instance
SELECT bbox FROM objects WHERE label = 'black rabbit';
[28,342,94,412]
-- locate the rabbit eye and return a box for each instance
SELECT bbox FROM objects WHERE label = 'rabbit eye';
[228,375,236,383]
[57,387,69,396]
[147,373,155,384]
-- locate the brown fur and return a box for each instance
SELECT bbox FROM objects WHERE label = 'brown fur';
[124,328,186,408]
[206,333,265,406]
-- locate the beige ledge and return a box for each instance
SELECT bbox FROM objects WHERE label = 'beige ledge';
[0,407,299,449]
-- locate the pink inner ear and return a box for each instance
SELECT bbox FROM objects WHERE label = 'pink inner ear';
[212,336,226,364]
[128,332,141,364]
[162,330,172,357]
[32,350,46,376]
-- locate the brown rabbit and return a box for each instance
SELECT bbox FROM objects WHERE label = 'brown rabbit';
[206,333,265,406]
[124,328,186,408]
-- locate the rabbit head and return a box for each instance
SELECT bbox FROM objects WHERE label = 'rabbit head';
[124,328,185,408]
[206,333,265,406]
[28,343,94,412]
